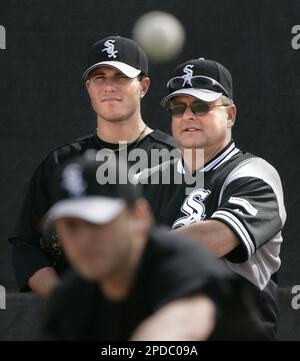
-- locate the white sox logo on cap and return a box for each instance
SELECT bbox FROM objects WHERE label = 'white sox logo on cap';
[181,64,194,87]
[61,164,87,197]
[102,39,118,59]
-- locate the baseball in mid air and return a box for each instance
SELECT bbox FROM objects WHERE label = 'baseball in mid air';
[132,11,186,62]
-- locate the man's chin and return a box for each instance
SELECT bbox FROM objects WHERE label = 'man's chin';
[101,115,127,123]
[77,267,106,281]
[179,141,206,150]
[176,134,207,149]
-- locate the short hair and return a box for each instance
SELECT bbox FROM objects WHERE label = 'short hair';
[221,95,234,105]
[137,74,147,81]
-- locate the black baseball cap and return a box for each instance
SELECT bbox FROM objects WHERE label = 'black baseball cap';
[161,58,233,107]
[82,35,148,81]
[44,152,140,226]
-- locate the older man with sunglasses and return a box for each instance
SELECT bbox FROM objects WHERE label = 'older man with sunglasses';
[138,58,286,339]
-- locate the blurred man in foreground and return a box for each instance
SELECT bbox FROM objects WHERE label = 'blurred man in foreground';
[42,155,268,340]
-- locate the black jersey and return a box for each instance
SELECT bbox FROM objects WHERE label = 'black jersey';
[138,141,286,338]
[138,141,286,291]
[8,130,176,291]
[44,227,268,341]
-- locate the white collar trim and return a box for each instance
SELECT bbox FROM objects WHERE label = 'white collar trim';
[176,142,238,174]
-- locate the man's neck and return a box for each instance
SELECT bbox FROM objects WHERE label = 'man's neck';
[182,139,232,172]
[99,235,147,301]
[96,115,151,144]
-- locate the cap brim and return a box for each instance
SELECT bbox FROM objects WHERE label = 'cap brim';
[82,61,141,80]
[161,88,223,108]
[44,197,126,228]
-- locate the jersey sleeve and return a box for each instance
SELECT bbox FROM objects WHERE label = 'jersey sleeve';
[8,155,56,291]
[210,157,286,263]
[146,230,234,310]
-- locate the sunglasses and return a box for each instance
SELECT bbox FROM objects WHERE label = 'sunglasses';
[167,75,230,99]
[168,102,230,117]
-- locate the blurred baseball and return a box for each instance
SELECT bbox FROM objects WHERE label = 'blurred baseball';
[132,11,185,62]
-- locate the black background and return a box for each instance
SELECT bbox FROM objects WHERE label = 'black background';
[0,0,300,339]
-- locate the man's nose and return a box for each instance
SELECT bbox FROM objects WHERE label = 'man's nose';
[74,226,97,243]
[103,78,117,91]
[182,105,196,118]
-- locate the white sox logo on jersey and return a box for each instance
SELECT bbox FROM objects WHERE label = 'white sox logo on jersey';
[172,189,211,229]
[181,64,194,87]
[102,39,118,58]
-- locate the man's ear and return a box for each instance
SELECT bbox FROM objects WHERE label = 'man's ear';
[226,103,237,128]
[85,79,90,92]
[139,77,150,98]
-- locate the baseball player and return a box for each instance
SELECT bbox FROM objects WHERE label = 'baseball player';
[8,35,176,298]
[43,156,268,341]
[138,58,286,339]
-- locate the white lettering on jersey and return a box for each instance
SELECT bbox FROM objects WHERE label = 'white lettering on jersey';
[171,189,211,229]
[229,196,258,216]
